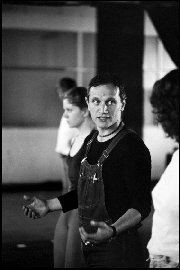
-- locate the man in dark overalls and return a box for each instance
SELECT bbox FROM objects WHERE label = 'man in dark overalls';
[23,73,152,268]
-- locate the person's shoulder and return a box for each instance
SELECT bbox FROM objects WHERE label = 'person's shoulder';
[80,129,97,157]
[119,125,139,140]
[120,126,150,153]
[84,129,98,144]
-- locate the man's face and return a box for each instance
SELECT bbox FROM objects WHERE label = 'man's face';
[87,84,124,130]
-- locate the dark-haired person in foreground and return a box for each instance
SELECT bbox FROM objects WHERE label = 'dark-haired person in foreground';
[147,69,179,268]
[23,73,152,268]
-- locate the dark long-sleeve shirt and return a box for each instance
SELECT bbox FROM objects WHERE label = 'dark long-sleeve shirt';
[66,142,85,191]
[58,126,152,222]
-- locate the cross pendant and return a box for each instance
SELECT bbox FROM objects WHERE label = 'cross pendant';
[92,173,98,183]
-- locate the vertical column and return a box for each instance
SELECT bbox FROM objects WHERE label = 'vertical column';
[77,32,83,86]
[96,2,144,137]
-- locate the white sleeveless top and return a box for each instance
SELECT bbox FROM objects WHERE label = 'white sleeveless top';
[147,149,179,263]
[55,117,78,156]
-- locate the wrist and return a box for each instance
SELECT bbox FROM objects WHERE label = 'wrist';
[46,199,52,213]
[109,225,117,239]
[47,198,62,212]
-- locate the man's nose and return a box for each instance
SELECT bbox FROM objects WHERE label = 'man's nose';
[99,103,108,113]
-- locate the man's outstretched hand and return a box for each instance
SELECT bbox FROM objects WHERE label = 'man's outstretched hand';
[22,195,49,219]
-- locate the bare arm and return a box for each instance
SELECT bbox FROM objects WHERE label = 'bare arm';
[112,208,141,234]
[47,198,62,212]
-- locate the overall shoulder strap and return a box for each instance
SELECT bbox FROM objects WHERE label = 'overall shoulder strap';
[98,128,135,164]
[83,130,98,159]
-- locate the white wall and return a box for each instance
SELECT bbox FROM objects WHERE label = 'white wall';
[2,128,64,184]
[143,125,178,180]
[2,126,177,184]
[2,5,96,185]
[2,5,96,33]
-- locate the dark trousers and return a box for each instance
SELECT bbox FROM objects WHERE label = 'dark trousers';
[82,231,144,268]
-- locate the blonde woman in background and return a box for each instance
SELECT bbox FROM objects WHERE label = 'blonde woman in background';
[54,86,95,268]
[55,78,77,191]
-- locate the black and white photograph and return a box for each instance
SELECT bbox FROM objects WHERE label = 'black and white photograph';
[2,1,179,268]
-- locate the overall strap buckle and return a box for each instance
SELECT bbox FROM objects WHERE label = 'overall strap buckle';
[102,150,109,159]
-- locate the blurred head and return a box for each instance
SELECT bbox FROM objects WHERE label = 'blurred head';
[63,87,89,128]
[87,73,127,130]
[56,77,77,97]
[150,69,179,142]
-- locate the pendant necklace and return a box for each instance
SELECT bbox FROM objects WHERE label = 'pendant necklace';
[98,121,122,138]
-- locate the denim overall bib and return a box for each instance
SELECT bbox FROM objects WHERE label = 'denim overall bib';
[78,128,132,233]
[78,128,144,268]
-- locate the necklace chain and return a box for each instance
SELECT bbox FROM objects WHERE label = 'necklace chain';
[98,121,122,138]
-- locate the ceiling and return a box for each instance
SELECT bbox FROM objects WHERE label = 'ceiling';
[2,1,178,7]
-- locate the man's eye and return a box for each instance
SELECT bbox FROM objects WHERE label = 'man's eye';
[92,99,100,105]
[107,100,114,106]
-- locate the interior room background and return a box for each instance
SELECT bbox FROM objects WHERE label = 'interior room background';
[2,2,178,187]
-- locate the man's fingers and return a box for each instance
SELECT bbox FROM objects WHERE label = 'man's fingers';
[28,210,34,219]
[79,227,88,239]
[23,195,31,201]
[22,205,37,219]
[79,226,97,240]
[79,227,89,243]
[22,206,29,216]
[23,195,36,207]
[30,211,37,219]
[90,220,105,228]
[23,195,38,211]
[22,206,32,218]
[80,233,86,243]
[79,226,86,236]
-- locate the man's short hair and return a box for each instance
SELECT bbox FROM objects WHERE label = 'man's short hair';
[88,73,127,102]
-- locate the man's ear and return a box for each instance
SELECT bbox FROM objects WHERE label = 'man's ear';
[85,97,89,106]
[121,100,126,111]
